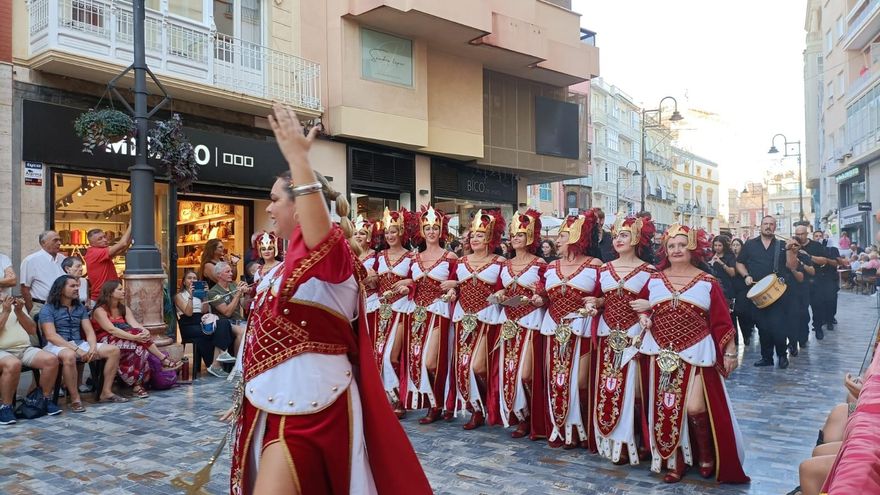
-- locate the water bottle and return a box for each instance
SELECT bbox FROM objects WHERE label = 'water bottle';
[180,357,191,381]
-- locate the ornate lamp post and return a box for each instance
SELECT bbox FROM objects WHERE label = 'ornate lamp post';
[616,160,640,215]
[768,133,804,223]
[640,96,683,211]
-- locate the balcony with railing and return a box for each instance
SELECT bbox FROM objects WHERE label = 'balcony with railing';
[26,0,322,114]
[844,0,880,50]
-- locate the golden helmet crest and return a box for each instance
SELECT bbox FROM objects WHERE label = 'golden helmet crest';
[510,209,541,248]
[382,207,405,232]
[254,231,279,256]
[354,214,371,234]
[469,209,495,234]
[612,216,644,247]
[559,214,586,245]
[420,206,443,230]
[664,223,697,250]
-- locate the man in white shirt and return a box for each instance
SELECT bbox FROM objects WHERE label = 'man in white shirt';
[0,253,14,299]
[20,231,66,319]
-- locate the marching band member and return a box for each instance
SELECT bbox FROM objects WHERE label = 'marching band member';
[639,224,749,484]
[590,215,655,465]
[230,104,429,494]
[494,209,547,439]
[445,209,506,430]
[538,210,602,449]
[373,208,416,418]
[404,206,457,424]
[352,215,381,335]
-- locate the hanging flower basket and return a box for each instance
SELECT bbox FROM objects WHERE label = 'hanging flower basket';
[149,113,199,191]
[73,108,135,154]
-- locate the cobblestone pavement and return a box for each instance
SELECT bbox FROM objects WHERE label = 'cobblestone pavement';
[1,291,877,495]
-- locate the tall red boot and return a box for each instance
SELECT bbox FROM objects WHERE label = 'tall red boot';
[689,411,716,478]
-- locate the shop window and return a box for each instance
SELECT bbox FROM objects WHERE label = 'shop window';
[352,192,400,223]
[176,199,248,281]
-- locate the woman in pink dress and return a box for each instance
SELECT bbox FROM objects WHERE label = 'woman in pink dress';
[538,210,602,449]
[639,224,749,484]
[589,215,655,465]
[403,206,457,424]
[445,209,506,430]
[494,209,548,439]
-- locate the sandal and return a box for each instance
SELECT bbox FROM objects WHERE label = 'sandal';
[100,394,130,403]
[161,357,184,370]
[69,401,86,413]
[132,385,150,399]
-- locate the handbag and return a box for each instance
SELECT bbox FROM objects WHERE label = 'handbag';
[15,389,47,420]
[201,313,219,335]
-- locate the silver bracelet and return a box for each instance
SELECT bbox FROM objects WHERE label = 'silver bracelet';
[288,181,323,197]
[724,352,736,358]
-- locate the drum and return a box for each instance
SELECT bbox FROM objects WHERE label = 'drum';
[746,274,786,308]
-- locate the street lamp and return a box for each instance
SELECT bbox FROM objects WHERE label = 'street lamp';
[641,96,683,211]
[767,133,804,223]
[617,160,640,216]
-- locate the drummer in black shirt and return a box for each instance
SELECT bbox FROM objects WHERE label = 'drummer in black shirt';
[805,229,839,337]
[736,216,802,369]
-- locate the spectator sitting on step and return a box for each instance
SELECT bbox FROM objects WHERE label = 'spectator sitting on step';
[174,269,236,377]
[39,275,126,412]
[61,257,89,308]
[20,231,66,320]
[0,295,62,424]
[788,373,867,495]
[863,252,880,271]
[91,281,183,399]
[205,262,247,378]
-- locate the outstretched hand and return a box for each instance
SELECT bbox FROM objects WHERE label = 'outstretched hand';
[267,104,319,167]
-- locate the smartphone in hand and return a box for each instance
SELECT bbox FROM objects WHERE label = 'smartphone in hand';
[193,281,208,300]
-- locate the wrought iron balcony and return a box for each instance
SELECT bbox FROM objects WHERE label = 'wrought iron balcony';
[27,0,322,112]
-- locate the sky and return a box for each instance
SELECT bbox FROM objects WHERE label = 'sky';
[572,0,807,209]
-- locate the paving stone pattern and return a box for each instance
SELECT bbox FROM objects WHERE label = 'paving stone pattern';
[1,291,877,494]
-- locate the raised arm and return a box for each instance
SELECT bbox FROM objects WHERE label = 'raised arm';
[269,104,330,249]
[108,223,133,257]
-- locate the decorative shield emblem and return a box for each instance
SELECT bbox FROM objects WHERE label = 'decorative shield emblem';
[556,373,567,386]
[554,323,573,345]
[662,392,676,410]
[604,376,618,392]
[501,320,519,340]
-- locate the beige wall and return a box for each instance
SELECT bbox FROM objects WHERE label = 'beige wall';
[423,50,483,159]
[0,64,11,257]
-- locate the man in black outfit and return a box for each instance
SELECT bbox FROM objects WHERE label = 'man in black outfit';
[803,229,839,338]
[594,209,616,262]
[791,225,817,353]
[736,216,801,369]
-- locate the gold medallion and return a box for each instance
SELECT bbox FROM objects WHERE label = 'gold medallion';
[554,323,572,345]
[413,306,428,323]
[460,314,479,340]
[608,328,629,353]
[501,320,519,340]
[379,303,393,321]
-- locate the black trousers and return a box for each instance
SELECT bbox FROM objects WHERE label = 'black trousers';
[830,286,839,320]
[810,282,833,330]
[793,291,811,345]
[754,298,788,360]
[179,317,234,368]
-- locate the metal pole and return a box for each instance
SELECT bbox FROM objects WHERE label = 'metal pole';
[797,151,804,222]
[640,113,646,212]
[125,0,161,275]
[616,176,620,214]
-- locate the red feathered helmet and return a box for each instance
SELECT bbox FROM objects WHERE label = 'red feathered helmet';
[509,209,542,253]
[469,209,506,252]
[559,209,598,256]
[253,230,279,257]
[418,205,449,244]
[658,223,710,269]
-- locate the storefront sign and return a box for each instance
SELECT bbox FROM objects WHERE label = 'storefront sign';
[835,167,861,182]
[457,168,517,203]
[361,28,413,87]
[24,161,43,186]
[858,201,873,211]
[22,100,286,189]
[841,211,865,227]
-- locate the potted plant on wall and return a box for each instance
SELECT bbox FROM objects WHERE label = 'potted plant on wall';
[73,108,135,154]
[149,113,199,191]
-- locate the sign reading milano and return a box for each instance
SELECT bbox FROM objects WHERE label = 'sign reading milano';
[22,100,286,189]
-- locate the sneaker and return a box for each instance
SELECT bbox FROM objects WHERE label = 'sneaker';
[207,365,230,379]
[217,351,237,363]
[44,398,62,416]
[0,404,16,425]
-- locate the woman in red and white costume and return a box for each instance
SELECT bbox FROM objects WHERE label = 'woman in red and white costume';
[539,210,602,449]
[403,205,457,424]
[373,207,416,418]
[639,223,749,484]
[229,104,430,494]
[493,209,548,439]
[444,209,505,430]
[352,215,381,342]
[588,215,655,465]
[252,231,282,284]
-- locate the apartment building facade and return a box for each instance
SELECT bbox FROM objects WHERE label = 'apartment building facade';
[668,147,720,232]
